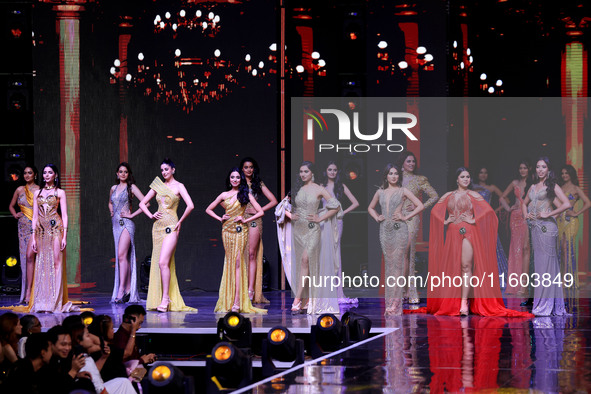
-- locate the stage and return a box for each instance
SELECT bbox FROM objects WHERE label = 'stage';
[1,290,590,392]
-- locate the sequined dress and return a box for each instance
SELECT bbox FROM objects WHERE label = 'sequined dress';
[378,188,409,315]
[527,187,566,316]
[146,178,196,312]
[476,187,509,289]
[17,186,34,303]
[557,193,579,289]
[243,181,269,304]
[31,190,74,313]
[293,186,340,314]
[214,196,266,314]
[401,172,438,303]
[505,184,529,295]
[110,186,140,303]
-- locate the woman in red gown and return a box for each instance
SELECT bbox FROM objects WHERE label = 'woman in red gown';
[423,168,533,317]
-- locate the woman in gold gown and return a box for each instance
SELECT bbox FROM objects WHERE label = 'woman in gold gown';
[239,157,277,304]
[140,159,196,312]
[206,167,266,313]
[8,165,39,304]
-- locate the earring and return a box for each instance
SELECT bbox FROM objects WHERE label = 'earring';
[311,175,315,183]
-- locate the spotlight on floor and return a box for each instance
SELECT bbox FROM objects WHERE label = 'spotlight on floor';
[144,362,194,394]
[217,311,252,349]
[342,311,372,341]
[1,256,21,294]
[261,326,305,377]
[310,313,349,358]
[207,342,252,392]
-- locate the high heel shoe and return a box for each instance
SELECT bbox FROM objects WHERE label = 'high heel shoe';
[460,298,469,316]
[231,303,240,312]
[157,296,170,313]
[122,292,131,303]
[291,300,302,313]
[248,290,254,301]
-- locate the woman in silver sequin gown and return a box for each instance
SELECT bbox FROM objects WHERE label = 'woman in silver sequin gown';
[368,164,424,315]
[108,163,147,303]
[291,161,341,315]
[521,157,570,316]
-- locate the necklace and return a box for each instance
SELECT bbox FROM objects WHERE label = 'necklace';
[44,185,55,190]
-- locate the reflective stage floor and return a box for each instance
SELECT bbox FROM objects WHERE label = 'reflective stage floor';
[2,290,590,392]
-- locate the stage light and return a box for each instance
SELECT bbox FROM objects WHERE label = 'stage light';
[6,257,17,267]
[148,361,194,394]
[377,40,388,49]
[193,79,199,85]
[318,59,326,67]
[245,54,251,62]
[207,342,252,391]
[488,87,495,93]
[214,15,220,23]
[138,53,144,61]
[296,65,305,73]
[311,51,320,60]
[310,313,348,358]
[496,79,503,87]
[262,326,305,377]
[453,40,458,48]
[258,61,264,68]
[460,62,465,69]
[175,49,181,57]
[196,10,202,17]
[252,69,258,76]
[208,12,214,20]
[424,54,434,62]
[214,49,221,57]
[159,22,165,29]
[398,61,408,69]
[466,48,471,56]
[114,59,121,67]
[80,312,95,327]
[480,73,487,80]
[125,74,132,82]
[416,46,426,54]
[179,10,186,18]
[202,21,207,29]
[172,23,177,31]
[165,12,171,19]
[2,257,21,294]
[269,43,277,51]
[217,312,252,349]
[468,56,473,63]
[342,312,372,341]
[155,14,161,22]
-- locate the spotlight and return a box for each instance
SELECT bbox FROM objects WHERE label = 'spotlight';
[262,326,305,377]
[342,312,372,341]
[310,314,349,358]
[217,312,252,349]
[145,361,194,394]
[80,311,95,327]
[1,257,21,293]
[207,342,252,392]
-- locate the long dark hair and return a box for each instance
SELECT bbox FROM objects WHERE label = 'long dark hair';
[0,312,19,348]
[476,166,491,185]
[293,161,315,207]
[321,161,344,201]
[455,167,473,190]
[38,163,61,196]
[381,163,403,189]
[226,167,250,205]
[560,164,579,186]
[239,157,262,197]
[529,156,557,200]
[396,150,419,174]
[115,162,136,210]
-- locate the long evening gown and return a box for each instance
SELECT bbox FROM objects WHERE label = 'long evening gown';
[17,186,34,303]
[214,196,266,314]
[505,184,529,295]
[475,187,509,289]
[110,186,140,303]
[557,193,578,288]
[414,191,532,317]
[378,188,409,315]
[145,178,196,312]
[31,190,75,313]
[275,196,293,289]
[401,172,438,304]
[527,187,566,316]
[292,187,340,314]
[321,189,356,304]
[243,181,269,304]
